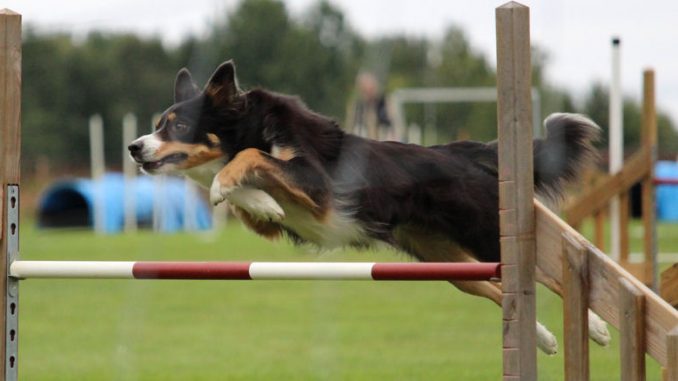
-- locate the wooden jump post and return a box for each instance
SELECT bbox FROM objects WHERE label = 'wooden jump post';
[564,69,658,288]
[496,2,536,379]
[0,8,21,381]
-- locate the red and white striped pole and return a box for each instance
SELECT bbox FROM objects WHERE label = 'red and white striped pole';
[9,261,500,281]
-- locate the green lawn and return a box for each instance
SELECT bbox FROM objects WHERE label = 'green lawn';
[16,219,672,380]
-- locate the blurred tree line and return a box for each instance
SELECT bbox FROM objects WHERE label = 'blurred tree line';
[22,0,678,175]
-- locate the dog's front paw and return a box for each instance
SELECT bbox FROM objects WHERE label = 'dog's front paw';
[588,310,611,346]
[536,321,558,355]
[210,178,228,206]
[211,178,284,222]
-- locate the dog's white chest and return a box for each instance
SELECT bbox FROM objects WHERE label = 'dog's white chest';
[279,203,368,249]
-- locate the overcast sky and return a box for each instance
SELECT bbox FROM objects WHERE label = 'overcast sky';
[6,0,678,130]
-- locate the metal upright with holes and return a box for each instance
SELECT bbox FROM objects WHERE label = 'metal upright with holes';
[4,187,18,381]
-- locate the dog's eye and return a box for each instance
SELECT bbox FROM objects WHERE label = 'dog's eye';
[173,123,190,135]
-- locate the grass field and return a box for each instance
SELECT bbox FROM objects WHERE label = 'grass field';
[16,219,674,380]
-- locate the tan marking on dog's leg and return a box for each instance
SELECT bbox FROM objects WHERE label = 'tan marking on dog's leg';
[213,148,320,214]
[448,279,502,306]
[232,206,282,239]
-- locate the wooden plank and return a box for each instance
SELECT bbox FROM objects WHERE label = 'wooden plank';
[564,149,651,226]
[660,264,678,308]
[641,69,658,289]
[0,9,21,186]
[562,233,589,381]
[535,200,678,367]
[667,328,678,381]
[496,3,536,380]
[0,9,21,380]
[619,277,646,381]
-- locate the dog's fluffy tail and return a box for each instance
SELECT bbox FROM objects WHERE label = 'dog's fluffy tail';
[532,113,601,198]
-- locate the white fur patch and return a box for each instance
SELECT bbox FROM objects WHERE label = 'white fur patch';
[536,321,558,355]
[588,310,611,346]
[210,182,285,222]
[278,202,368,248]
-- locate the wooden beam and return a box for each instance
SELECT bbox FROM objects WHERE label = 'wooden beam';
[0,9,21,381]
[620,277,646,381]
[641,69,658,289]
[666,328,678,381]
[564,148,651,227]
[562,233,589,381]
[660,264,678,308]
[535,200,678,367]
[496,2,536,380]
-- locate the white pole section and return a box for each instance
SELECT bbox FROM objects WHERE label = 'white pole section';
[150,113,164,232]
[609,37,623,261]
[248,262,375,280]
[89,114,106,234]
[123,113,138,233]
[11,261,135,279]
[184,181,198,232]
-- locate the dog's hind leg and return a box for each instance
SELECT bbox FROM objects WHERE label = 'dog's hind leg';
[448,279,558,355]
[393,227,559,355]
[536,266,610,347]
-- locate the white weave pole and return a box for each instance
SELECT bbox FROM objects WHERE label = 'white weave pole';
[122,113,138,232]
[184,180,198,232]
[89,114,106,234]
[150,113,165,232]
[609,37,623,261]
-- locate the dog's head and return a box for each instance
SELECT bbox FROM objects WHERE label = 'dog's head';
[128,60,245,175]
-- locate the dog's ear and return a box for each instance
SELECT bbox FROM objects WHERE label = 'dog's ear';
[204,60,240,106]
[174,68,199,103]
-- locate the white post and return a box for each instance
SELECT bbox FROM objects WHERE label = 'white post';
[151,113,165,232]
[123,113,138,233]
[609,37,623,261]
[184,181,198,232]
[89,114,106,234]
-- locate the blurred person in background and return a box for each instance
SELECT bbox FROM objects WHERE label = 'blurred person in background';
[345,71,396,141]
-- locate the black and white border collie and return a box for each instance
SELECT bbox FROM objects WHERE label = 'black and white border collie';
[129,60,610,354]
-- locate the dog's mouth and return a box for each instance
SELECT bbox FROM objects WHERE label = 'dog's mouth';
[140,152,189,171]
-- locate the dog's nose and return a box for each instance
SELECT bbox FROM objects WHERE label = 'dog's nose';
[128,142,144,161]
[128,142,143,154]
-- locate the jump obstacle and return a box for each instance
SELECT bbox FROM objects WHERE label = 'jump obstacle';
[1,3,678,381]
[563,66,678,306]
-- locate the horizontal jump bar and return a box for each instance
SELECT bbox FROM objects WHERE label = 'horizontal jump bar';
[9,261,501,281]
[654,178,678,186]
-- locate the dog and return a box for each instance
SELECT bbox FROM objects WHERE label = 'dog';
[129,60,610,354]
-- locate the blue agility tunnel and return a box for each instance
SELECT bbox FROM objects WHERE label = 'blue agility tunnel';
[656,161,678,222]
[37,173,212,233]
